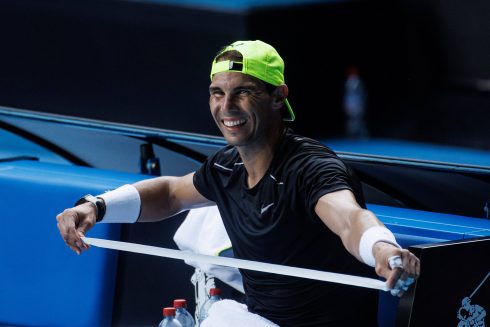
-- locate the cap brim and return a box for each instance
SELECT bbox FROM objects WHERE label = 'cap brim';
[283,99,295,122]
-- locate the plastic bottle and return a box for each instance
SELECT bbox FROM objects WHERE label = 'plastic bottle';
[158,307,183,327]
[343,66,368,139]
[173,299,195,327]
[197,287,222,324]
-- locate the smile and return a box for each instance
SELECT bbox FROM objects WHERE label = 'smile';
[223,119,247,127]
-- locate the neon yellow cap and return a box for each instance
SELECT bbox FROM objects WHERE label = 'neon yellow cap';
[210,40,295,122]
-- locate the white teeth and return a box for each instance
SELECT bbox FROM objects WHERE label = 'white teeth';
[223,119,246,127]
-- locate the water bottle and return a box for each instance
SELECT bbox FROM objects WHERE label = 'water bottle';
[173,299,195,327]
[158,307,183,327]
[343,66,368,139]
[197,287,222,324]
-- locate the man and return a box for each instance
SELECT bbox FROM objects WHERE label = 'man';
[57,40,420,326]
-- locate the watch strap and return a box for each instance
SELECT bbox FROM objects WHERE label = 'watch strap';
[74,194,106,223]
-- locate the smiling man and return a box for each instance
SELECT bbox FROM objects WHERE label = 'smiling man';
[57,40,420,326]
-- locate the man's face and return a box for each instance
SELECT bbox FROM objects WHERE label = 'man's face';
[209,72,276,147]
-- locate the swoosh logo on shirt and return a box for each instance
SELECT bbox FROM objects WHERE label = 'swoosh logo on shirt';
[260,203,275,214]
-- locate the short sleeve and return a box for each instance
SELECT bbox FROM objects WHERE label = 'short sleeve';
[193,156,217,202]
[298,154,356,216]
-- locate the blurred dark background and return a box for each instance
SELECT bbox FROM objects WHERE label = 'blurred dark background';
[0,0,489,149]
[1,1,489,325]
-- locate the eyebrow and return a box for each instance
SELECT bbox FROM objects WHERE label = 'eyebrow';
[209,84,264,93]
[209,86,221,93]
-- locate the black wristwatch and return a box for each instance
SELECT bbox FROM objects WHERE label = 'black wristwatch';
[74,194,106,223]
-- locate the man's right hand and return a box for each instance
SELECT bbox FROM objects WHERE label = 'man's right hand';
[56,202,97,255]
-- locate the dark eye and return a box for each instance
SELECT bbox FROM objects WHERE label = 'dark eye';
[210,89,224,97]
[238,89,251,95]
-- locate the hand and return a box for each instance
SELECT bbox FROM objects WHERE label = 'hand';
[56,202,96,255]
[373,242,420,297]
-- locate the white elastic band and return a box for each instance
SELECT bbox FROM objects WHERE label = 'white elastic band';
[97,184,141,223]
[359,226,401,267]
[82,237,389,291]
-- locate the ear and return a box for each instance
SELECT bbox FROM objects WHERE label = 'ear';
[271,84,289,110]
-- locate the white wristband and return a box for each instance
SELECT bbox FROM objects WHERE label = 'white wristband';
[97,184,141,223]
[359,226,401,267]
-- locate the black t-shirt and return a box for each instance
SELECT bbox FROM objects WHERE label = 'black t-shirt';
[194,129,378,326]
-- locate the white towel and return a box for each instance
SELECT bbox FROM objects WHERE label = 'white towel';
[173,206,244,292]
[200,300,279,327]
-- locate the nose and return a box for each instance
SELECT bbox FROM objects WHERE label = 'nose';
[221,94,235,113]
[210,91,241,118]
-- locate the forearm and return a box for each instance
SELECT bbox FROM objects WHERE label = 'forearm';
[315,190,399,265]
[59,172,208,254]
[134,176,183,222]
[340,208,383,261]
[315,190,419,294]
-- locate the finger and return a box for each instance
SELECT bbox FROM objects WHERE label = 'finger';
[57,212,76,244]
[393,272,415,297]
[387,255,415,296]
[385,267,403,290]
[390,270,412,296]
[71,233,84,254]
[69,221,84,250]
[390,279,406,297]
[68,243,81,255]
[389,253,418,297]
[77,217,95,237]
[77,228,92,251]
[78,231,91,250]
[415,256,420,276]
[57,209,84,254]
[385,255,403,289]
[401,251,420,277]
[398,271,414,287]
[388,255,403,269]
[60,227,82,255]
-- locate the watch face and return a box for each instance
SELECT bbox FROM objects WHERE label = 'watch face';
[85,195,98,203]
[75,195,92,207]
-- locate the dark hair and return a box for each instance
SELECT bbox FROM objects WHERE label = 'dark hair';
[214,48,287,120]
[215,48,241,63]
[215,49,277,94]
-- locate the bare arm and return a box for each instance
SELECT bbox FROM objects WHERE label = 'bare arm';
[56,172,213,254]
[136,172,214,222]
[315,189,420,290]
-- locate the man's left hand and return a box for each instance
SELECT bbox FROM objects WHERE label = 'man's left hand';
[373,242,420,297]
